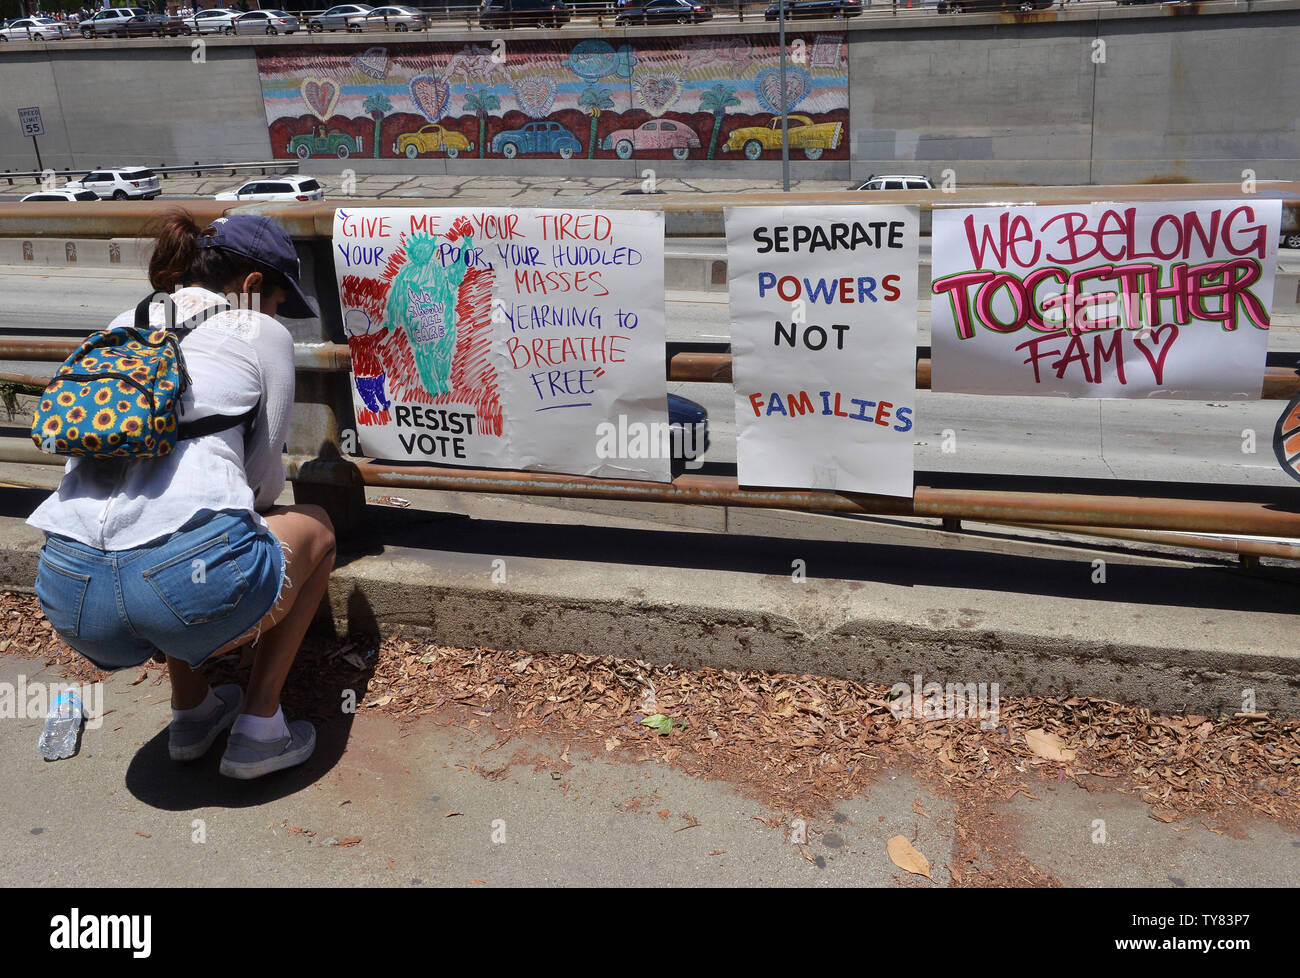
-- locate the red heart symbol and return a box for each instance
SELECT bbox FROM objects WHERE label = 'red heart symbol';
[1132,323,1179,385]
[410,75,450,122]
[301,78,338,121]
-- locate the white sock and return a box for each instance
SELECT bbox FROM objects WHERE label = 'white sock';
[172,687,221,725]
[231,707,289,742]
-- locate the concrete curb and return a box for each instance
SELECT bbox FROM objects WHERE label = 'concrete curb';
[2,483,1296,717]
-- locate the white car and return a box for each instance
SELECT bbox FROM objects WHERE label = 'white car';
[20,189,101,202]
[308,3,373,31]
[214,175,324,202]
[64,167,162,200]
[349,5,427,30]
[855,174,934,191]
[188,7,240,33]
[232,9,300,33]
[0,17,73,40]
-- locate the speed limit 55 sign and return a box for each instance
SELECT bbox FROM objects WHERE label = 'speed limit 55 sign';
[18,107,43,137]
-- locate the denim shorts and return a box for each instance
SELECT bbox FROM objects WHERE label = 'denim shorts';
[35,510,285,672]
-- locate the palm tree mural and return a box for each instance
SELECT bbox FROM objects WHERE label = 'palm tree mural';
[578,86,614,160]
[700,84,740,161]
[462,88,500,160]
[362,92,393,160]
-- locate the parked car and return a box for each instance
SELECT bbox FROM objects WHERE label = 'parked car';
[232,9,300,34]
[349,4,427,30]
[20,189,100,202]
[602,120,701,160]
[79,7,151,37]
[667,393,709,475]
[287,127,364,159]
[478,0,571,29]
[393,124,473,159]
[188,7,240,33]
[0,16,74,40]
[764,0,861,19]
[855,174,934,190]
[938,0,1050,10]
[307,3,372,31]
[214,175,324,202]
[721,114,844,161]
[63,167,161,200]
[119,13,191,36]
[490,121,582,159]
[615,0,711,24]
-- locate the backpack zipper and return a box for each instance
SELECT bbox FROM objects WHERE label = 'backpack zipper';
[58,371,158,413]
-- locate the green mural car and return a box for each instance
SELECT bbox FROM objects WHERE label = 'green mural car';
[288,127,364,160]
[393,124,474,159]
[722,114,844,161]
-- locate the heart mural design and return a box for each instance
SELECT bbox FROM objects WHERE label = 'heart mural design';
[1132,323,1179,386]
[511,74,557,119]
[754,66,812,115]
[301,78,339,121]
[634,71,682,116]
[409,74,451,122]
[352,47,389,79]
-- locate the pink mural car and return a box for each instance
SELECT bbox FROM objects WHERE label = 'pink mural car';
[601,120,701,161]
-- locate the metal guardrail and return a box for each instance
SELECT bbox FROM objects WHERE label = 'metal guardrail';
[1,160,300,187]
[2,190,1300,553]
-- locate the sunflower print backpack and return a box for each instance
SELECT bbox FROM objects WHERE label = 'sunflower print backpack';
[31,292,251,459]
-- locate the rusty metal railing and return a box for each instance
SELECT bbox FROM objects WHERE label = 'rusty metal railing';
[3,189,1300,554]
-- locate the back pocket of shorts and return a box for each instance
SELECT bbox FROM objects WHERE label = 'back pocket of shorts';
[143,535,249,626]
[35,555,90,639]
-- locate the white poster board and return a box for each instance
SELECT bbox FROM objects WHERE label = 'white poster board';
[726,205,919,499]
[332,207,670,481]
[931,200,1281,398]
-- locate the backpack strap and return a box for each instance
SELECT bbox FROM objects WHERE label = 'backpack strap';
[178,401,258,442]
[134,291,231,335]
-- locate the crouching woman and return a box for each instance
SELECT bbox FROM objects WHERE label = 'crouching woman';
[28,211,336,780]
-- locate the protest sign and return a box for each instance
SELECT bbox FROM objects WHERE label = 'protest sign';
[726,205,919,498]
[331,207,670,481]
[931,200,1281,398]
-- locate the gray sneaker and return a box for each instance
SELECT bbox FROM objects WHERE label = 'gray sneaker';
[218,719,317,780]
[169,684,243,762]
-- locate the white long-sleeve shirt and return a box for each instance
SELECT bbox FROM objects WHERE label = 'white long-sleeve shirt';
[27,287,295,551]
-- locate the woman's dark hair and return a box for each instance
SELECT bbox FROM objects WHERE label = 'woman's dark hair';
[148,209,290,297]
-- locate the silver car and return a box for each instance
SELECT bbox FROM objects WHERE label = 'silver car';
[232,9,300,33]
[0,16,73,40]
[188,8,240,33]
[307,3,373,31]
[350,5,427,30]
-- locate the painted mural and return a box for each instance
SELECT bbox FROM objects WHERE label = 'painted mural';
[256,34,848,163]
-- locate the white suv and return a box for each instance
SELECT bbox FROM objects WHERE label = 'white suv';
[214,175,324,202]
[64,167,162,200]
[80,7,150,36]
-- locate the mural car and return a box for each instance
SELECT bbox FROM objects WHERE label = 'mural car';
[601,120,701,160]
[722,114,843,160]
[288,126,364,159]
[393,124,474,159]
[490,121,583,159]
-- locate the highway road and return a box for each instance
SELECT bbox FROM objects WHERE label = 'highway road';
[3,260,1299,490]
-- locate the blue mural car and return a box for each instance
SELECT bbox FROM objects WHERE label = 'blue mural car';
[490,121,583,160]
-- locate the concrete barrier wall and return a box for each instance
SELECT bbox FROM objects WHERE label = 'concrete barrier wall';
[1,5,1297,184]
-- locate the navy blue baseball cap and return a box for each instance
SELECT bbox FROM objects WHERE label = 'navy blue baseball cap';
[196,215,317,319]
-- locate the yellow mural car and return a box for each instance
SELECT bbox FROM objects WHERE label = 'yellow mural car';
[392,124,474,159]
[722,114,844,161]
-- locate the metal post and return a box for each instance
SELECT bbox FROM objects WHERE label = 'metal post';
[31,135,43,175]
[778,1,789,192]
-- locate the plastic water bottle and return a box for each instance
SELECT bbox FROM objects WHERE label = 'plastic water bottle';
[38,689,83,761]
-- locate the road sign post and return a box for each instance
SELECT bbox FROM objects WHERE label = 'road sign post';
[18,107,44,174]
